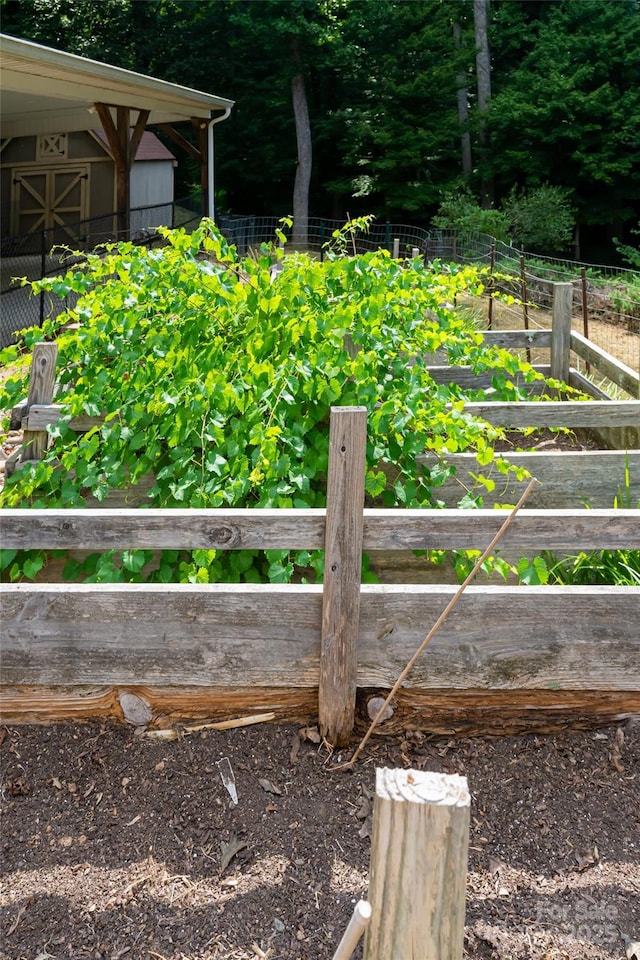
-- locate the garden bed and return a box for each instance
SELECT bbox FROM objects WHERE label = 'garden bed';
[1,718,638,960]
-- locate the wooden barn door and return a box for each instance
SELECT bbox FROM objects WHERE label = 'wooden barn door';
[12,165,89,240]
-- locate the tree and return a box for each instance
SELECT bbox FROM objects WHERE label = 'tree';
[487,0,640,254]
[324,0,463,220]
[473,0,492,204]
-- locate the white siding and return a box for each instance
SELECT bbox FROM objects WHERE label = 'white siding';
[130,160,175,231]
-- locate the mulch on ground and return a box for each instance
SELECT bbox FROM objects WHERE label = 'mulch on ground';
[1,718,638,960]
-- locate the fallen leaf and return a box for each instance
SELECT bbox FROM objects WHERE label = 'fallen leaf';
[5,777,31,797]
[251,943,273,960]
[626,941,640,960]
[358,821,371,840]
[251,944,273,959]
[610,751,625,773]
[299,726,321,744]
[220,834,248,873]
[576,845,599,871]
[290,735,301,764]
[258,778,282,796]
[51,777,63,790]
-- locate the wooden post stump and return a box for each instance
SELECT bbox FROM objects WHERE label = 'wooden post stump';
[551,281,573,384]
[319,406,367,746]
[364,768,470,960]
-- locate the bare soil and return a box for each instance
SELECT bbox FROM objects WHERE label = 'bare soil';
[1,719,639,960]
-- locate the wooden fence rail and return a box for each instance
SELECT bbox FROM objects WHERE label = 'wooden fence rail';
[2,284,639,738]
[2,425,640,740]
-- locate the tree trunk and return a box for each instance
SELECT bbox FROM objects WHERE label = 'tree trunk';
[473,0,493,206]
[291,66,312,249]
[453,21,472,179]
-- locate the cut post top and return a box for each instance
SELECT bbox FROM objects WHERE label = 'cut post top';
[375,767,470,807]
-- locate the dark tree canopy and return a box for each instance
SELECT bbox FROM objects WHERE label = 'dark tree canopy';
[2,0,639,259]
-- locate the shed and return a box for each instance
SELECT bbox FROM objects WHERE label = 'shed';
[0,33,233,241]
[1,128,177,243]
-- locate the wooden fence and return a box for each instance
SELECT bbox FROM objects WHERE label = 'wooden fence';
[2,404,640,743]
[2,286,639,740]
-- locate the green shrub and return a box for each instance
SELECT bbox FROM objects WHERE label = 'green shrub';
[433,190,510,241]
[0,219,549,584]
[502,184,575,254]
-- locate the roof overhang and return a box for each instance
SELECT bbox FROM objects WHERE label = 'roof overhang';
[0,34,234,139]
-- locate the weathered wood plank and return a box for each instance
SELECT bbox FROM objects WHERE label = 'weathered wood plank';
[361,688,640,736]
[24,385,638,434]
[2,684,637,734]
[426,364,551,390]
[364,509,640,551]
[2,507,639,552]
[0,684,318,725]
[364,769,469,960]
[358,584,639,690]
[569,369,611,400]
[458,399,640,429]
[550,282,573,383]
[0,583,323,687]
[320,406,367,745]
[21,403,103,433]
[0,508,326,550]
[418,450,640,507]
[481,329,552,349]
[571,331,640,398]
[20,342,58,461]
[2,583,638,690]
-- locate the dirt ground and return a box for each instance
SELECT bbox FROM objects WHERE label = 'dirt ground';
[1,718,639,960]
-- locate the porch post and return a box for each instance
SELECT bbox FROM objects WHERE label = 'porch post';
[94,103,149,240]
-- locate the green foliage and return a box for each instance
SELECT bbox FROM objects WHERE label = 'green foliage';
[1,219,550,584]
[433,191,509,241]
[502,184,575,254]
[434,184,576,254]
[4,0,639,249]
[535,551,640,587]
[608,275,640,327]
[488,0,640,232]
[614,224,640,270]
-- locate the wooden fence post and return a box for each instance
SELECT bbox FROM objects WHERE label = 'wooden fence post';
[364,768,470,960]
[550,281,573,384]
[20,342,58,463]
[319,406,367,747]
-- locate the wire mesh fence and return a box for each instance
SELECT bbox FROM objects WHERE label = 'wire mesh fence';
[216,214,431,258]
[417,230,637,381]
[0,194,203,348]
[2,212,638,382]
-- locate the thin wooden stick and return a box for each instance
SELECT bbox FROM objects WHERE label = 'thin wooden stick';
[333,476,539,770]
[332,900,372,960]
[142,712,276,739]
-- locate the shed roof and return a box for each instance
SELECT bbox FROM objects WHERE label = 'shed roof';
[0,34,234,139]
[94,128,176,162]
